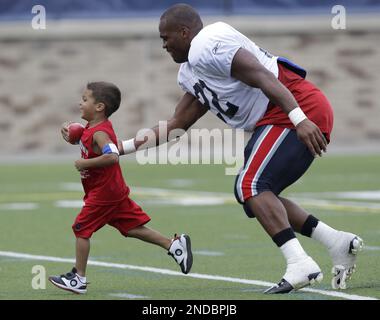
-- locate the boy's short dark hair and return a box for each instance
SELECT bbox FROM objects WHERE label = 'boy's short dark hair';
[87,82,121,117]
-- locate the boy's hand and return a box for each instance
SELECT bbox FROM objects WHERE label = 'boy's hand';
[74,159,87,171]
[61,121,72,143]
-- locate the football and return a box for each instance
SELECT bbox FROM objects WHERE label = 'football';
[67,122,84,145]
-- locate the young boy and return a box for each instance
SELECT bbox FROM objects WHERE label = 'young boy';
[49,81,193,294]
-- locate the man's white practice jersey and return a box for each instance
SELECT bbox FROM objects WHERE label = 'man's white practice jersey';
[178,22,279,131]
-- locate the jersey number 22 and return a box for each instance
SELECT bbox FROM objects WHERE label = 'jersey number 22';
[193,80,239,123]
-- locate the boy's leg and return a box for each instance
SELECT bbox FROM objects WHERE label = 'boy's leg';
[127,225,193,274]
[279,196,364,290]
[127,225,171,249]
[48,205,104,294]
[109,197,193,274]
[75,237,90,277]
[48,237,89,294]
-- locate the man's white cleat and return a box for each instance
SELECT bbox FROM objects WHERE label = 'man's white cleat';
[329,232,364,290]
[265,256,323,294]
[168,233,193,274]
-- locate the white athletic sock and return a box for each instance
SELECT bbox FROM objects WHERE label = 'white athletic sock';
[311,221,339,250]
[280,238,308,264]
[76,274,87,284]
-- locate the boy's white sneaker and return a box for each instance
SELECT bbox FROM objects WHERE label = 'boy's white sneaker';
[168,234,193,274]
[49,267,87,294]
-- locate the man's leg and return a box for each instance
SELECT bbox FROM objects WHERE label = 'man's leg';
[246,192,322,294]
[247,193,290,236]
[235,125,325,293]
[277,197,308,233]
[279,196,364,289]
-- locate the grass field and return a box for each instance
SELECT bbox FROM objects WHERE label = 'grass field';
[0,154,379,300]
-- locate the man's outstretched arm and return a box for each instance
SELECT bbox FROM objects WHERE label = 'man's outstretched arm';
[119,92,208,155]
[231,48,327,157]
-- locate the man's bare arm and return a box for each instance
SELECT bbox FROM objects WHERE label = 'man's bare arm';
[119,92,208,155]
[231,48,327,157]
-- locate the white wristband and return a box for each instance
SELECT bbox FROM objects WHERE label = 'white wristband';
[288,107,307,127]
[122,139,137,155]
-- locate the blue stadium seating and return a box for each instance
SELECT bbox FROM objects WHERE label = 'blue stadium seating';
[1,0,379,20]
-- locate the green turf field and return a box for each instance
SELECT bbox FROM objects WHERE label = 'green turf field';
[0,154,379,300]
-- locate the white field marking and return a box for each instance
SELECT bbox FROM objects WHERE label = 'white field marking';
[0,192,81,202]
[132,188,380,213]
[60,183,232,200]
[55,200,84,208]
[0,203,38,210]
[0,250,377,300]
[141,198,225,206]
[193,250,225,256]
[364,246,380,251]
[289,197,380,213]
[60,182,83,191]
[167,179,195,188]
[109,293,149,299]
[293,190,380,201]
[59,184,380,212]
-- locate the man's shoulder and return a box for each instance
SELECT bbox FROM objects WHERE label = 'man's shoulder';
[178,62,191,80]
[189,22,235,66]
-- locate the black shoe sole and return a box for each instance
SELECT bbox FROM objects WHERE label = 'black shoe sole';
[264,279,294,294]
[182,235,193,274]
[48,277,86,294]
[264,271,323,294]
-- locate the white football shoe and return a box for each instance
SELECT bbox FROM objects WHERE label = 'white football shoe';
[329,232,364,290]
[265,256,323,294]
[168,234,193,274]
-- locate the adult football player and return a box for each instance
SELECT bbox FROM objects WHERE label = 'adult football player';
[120,3,363,293]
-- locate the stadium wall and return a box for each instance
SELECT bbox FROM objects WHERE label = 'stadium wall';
[0,14,379,159]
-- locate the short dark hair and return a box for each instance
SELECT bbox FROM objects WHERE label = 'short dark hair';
[161,3,203,32]
[86,81,121,117]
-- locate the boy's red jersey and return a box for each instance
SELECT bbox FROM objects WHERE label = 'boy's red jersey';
[79,120,129,206]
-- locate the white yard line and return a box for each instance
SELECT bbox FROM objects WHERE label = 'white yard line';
[364,246,380,251]
[56,184,380,212]
[293,190,380,201]
[193,250,225,256]
[0,203,39,210]
[0,250,377,300]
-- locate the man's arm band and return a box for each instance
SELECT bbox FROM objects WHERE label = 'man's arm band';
[102,143,119,155]
[288,107,307,127]
[122,139,137,155]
